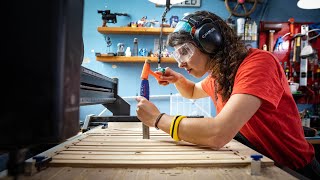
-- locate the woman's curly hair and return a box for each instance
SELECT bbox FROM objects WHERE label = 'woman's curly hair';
[168,10,248,102]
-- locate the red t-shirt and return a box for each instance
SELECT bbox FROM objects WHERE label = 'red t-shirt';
[201,48,314,169]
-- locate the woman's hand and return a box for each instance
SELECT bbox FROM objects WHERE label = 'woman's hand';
[136,96,161,127]
[155,67,183,86]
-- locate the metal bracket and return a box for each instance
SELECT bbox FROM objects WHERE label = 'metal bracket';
[81,114,95,133]
[32,156,52,172]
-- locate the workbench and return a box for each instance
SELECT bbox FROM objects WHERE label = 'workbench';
[19,122,297,180]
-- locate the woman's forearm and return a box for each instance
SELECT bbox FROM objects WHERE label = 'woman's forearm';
[157,114,227,149]
[174,76,196,99]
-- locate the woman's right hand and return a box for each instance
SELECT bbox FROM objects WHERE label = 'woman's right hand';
[155,67,183,86]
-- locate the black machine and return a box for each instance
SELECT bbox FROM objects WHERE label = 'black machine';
[2,0,84,150]
[97,10,129,27]
[1,1,138,177]
[79,66,140,133]
[1,0,79,177]
[80,66,134,116]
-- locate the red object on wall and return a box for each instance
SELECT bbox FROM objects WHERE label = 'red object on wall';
[259,21,320,105]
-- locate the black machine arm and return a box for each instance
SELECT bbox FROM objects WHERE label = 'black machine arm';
[97,10,129,27]
[80,66,130,115]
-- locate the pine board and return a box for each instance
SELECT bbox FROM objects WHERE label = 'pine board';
[20,122,297,179]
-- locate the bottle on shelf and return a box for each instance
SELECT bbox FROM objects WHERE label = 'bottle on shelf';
[133,38,138,56]
[244,17,252,41]
[125,47,131,57]
[251,21,257,41]
[236,18,245,40]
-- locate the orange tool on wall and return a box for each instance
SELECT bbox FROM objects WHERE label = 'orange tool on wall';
[288,18,295,36]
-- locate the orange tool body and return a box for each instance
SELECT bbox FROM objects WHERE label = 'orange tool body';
[141,59,162,81]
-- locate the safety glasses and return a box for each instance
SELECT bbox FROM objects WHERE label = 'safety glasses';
[172,43,195,64]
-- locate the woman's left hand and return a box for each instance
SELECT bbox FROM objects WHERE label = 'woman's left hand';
[135,96,161,127]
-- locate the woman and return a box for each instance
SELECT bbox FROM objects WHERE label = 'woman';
[135,10,320,179]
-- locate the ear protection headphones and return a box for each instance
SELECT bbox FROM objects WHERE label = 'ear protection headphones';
[176,14,224,54]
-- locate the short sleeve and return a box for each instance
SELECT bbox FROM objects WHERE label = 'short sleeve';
[201,75,213,95]
[232,51,285,109]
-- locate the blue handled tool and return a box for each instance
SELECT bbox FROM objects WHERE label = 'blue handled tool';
[140,59,164,100]
[140,59,164,139]
[274,36,284,51]
[140,79,150,100]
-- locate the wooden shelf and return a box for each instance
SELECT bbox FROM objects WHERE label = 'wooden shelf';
[96,27,175,63]
[96,55,176,63]
[97,27,174,35]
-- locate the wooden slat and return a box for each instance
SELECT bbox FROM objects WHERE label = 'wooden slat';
[58,151,236,155]
[50,159,257,168]
[53,154,242,160]
[97,27,174,35]
[96,56,176,63]
[75,142,185,146]
[81,137,175,142]
[65,147,226,152]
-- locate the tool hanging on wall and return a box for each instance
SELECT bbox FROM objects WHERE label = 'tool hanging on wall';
[274,36,284,52]
[261,23,283,52]
[97,10,130,27]
[286,18,296,82]
[300,25,309,86]
[291,35,300,81]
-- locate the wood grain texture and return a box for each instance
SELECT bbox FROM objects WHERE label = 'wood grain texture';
[19,166,297,180]
[20,122,297,179]
[25,123,274,168]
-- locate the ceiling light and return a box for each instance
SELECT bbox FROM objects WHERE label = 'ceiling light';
[148,0,185,5]
[297,0,320,9]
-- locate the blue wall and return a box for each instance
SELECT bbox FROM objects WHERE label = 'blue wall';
[80,0,320,120]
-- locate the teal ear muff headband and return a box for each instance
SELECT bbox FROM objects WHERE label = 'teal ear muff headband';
[174,21,192,33]
[173,14,224,54]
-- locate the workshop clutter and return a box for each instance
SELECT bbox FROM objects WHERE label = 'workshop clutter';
[129,15,178,28]
[259,21,320,123]
[259,21,320,98]
[118,37,171,58]
[300,109,320,132]
[105,36,171,58]
[97,10,179,58]
[96,9,177,28]
[235,17,258,41]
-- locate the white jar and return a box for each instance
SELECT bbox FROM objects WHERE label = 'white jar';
[125,47,131,57]
[237,18,245,38]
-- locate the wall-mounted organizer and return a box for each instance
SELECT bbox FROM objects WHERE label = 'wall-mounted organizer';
[96,27,176,63]
[258,21,320,109]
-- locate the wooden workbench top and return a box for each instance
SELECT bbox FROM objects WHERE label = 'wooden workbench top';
[20,122,297,180]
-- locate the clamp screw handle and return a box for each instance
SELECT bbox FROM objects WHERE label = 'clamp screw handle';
[250,154,263,161]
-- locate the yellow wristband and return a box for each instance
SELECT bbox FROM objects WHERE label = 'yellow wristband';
[172,116,186,141]
[170,116,180,139]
